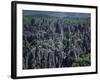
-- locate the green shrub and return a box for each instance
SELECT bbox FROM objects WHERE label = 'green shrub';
[72,53,91,67]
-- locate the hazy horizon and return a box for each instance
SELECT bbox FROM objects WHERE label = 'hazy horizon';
[23,10,90,18]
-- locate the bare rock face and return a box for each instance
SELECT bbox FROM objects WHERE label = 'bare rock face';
[23,16,91,69]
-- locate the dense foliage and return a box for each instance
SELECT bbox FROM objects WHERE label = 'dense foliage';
[23,14,91,69]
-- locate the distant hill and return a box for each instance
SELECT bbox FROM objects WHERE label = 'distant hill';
[23,10,90,18]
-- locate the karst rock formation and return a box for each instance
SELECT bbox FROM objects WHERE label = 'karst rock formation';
[23,15,91,69]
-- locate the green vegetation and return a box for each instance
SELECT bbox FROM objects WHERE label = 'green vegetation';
[23,15,90,26]
[72,53,91,67]
[63,17,90,24]
[23,16,33,25]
